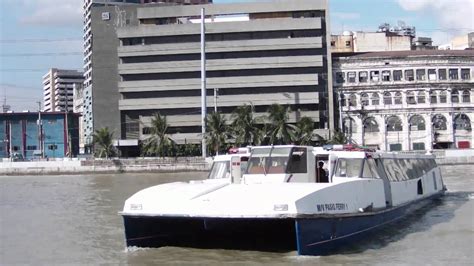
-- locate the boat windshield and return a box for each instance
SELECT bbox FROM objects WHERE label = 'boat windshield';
[246,147,292,175]
[208,161,230,179]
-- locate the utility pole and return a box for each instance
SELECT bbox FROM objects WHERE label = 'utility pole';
[37,101,43,158]
[200,7,207,158]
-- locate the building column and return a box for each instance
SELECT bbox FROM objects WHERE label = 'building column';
[381,115,388,151]
[403,114,410,151]
[425,114,433,151]
[448,112,455,148]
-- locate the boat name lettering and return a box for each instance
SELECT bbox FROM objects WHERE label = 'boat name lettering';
[316,203,348,212]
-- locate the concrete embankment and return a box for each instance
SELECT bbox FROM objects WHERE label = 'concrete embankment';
[0,149,473,175]
[0,157,210,175]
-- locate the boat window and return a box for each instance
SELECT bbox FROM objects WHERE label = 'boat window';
[208,161,229,179]
[246,147,292,175]
[287,147,307,174]
[334,158,363,177]
[362,158,381,178]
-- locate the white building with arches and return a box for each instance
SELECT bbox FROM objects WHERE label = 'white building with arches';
[333,50,474,151]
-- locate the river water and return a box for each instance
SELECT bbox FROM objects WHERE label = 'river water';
[1,165,473,265]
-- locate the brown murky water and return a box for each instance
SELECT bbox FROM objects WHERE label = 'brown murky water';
[1,166,473,265]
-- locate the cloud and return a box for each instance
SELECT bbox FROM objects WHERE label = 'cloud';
[332,12,361,20]
[397,0,474,37]
[18,0,82,27]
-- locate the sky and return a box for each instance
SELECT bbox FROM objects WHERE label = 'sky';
[1,0,473,111]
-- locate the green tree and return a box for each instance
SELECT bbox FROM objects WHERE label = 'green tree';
[92,127,116,159]
[294,116,315,145]
[231,105,262,146]
[266,104,295,145]
[141,112,174,157]
[328,130,347,144]
[205,112,228,155]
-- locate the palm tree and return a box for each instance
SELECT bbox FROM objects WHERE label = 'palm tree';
[92,127,116,159]
[328,130,347,144]
[205,112,228,155]
[266,104,295,145]
[231,105,262,146]
[294,116,315,145]
[141,112,174,157]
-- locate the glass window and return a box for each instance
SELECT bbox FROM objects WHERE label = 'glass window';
[454,114,471,131]
[439,69,447,80]
[359,71,368,83]
[409,115,426,131]
[370,71,380,82]
[382,70,391,81]
[364,117,379,132]
[451,89,459,103]
[413,142,425,150]
[428,69,437,80]
[390,144,402,151]
[247,147,292,175]
[334,158,363,177]
[393,70,402,81]
[383,92,392,105]
[371,93,380,105]
[394,92,402,104]
[432,114,447,130]
[208,161,230,179]
[449,69,459,80]
[407,91,416,104]
[405,69,414,81]
[347,72,356,83]
[461,68,470,80]
[335,72,345,83]
[349,94,357,106]
[416,69,426,81]
[462,89,470,103]
[361,93,369,106]
[439,91,447,103]
[287,147,307,174]
[387,116,403,131]
[418,91,426,104]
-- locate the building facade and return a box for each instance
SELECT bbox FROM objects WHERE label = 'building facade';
[0,112,79,160]
[333,50,474,151]
[331,31,413,53]
[43,69,84,112]
[82,0,212,153]
[116,0,333,148]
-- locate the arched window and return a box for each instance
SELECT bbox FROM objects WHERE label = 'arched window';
[462,89,470,103]
[387,116,403,131]
[371,93,380,105]
[349,94,357,107]
[361,93,369,106]
[430,90,437,104]
[417,91,426,104]
[432,114,447,130]
[451,89,459,103]
[394,92,402,104]
[343,117,357,133]
[439,91,447,103]
[409,115,426,131]
[407,91,416,104]
[383,92,392,105]
[364,117,379,132]
[454,114,471,130]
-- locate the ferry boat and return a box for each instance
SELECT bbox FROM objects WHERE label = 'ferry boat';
[120,145,445,255]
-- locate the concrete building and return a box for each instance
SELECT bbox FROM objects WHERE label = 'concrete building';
[439,32,474,50]
[43,69,84,112]
[82,0,212,153]
[73,83,85,153]
[0,112,80,160]
[333,50,474,151]
[331,31,412,53]
[117,0,333,150]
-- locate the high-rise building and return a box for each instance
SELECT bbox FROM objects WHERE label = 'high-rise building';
[116,0,333,153]
[43,68,84,112]
[82,0,212,152]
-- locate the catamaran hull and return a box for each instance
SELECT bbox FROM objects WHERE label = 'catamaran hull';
[122,192,444,255]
